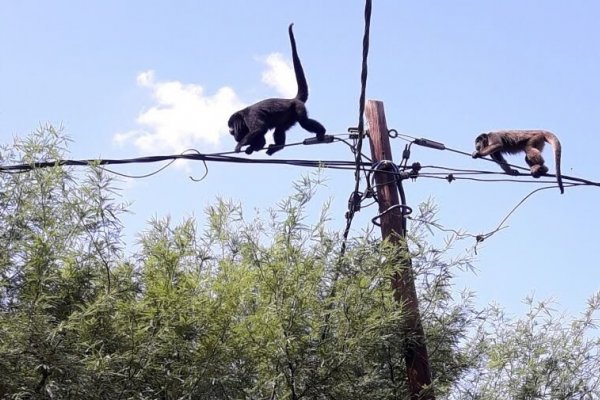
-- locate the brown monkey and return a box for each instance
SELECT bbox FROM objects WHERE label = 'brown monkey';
[472,130,564,194]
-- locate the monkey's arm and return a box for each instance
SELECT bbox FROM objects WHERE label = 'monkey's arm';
[235,126,269,152]
[472,143,505,158]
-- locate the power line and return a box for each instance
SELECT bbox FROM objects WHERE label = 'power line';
[0,152,367,173]
[3,126,598,257]
[4,131,598,191]
[0,134,370,175]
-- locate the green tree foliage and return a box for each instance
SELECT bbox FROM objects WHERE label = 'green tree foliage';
[450,294,600,399]
[0,126,127,398]
[0,126,599,399]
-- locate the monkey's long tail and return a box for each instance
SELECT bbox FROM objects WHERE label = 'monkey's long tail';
[288,23,309,102]
[544,131,564,194]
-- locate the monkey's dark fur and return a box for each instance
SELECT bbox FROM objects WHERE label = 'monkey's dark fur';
[472,130,564,194]
[228,23,326,155]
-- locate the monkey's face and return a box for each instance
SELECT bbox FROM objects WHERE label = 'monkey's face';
[474,133,488,152]
[228,113,248,142]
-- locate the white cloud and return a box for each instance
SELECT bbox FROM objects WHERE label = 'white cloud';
[114,70,245,154]
[261,53,296,98]
[115,55,295,155]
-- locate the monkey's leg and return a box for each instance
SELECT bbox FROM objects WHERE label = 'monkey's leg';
[298,117,326,140]
[266,127,287,155]
[295,102,326,140]
[491,153,519,175]
[525,148,548,177]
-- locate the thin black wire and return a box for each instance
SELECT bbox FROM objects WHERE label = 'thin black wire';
[333,137,373,162]
[334,137,375,204]
[476,184,572,245]
[407,216,482,242]
[420,165,502,174]
[406,181,583,255]
[424,171,510,176]
[0,154,370,173]
[394,131,418,143]
[419,174,562,185]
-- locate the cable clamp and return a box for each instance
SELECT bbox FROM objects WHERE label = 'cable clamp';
[402,145,411,163]
[347,191,362,213]
[347,127,369,139]
[409,162,421,180]
[372,160,414,181]
[373,160,398,172]
[303,135,334,145]
[413,138,446,150]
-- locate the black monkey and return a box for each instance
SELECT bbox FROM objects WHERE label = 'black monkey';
[228,23,326,155]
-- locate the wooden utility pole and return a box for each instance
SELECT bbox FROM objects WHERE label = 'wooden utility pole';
[365,100,434,400]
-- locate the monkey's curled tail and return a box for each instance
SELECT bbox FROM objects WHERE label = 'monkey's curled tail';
[288,23,309,103]
[544,131,564,194]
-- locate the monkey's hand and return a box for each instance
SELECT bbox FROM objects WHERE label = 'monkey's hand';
[234,143,243,153]
[471,151,480,159]
[245,146,255,155]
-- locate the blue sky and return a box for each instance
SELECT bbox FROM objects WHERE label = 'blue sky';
[1,1,599,316]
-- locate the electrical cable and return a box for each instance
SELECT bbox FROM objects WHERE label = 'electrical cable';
[339,0,372,260]
[475,185,566,245]
[320,0,372,344]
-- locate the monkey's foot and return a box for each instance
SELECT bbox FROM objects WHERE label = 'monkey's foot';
[530,165,548,178]
[266,144,283,156]
[245,147,254,155]
[501,164,519,175]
